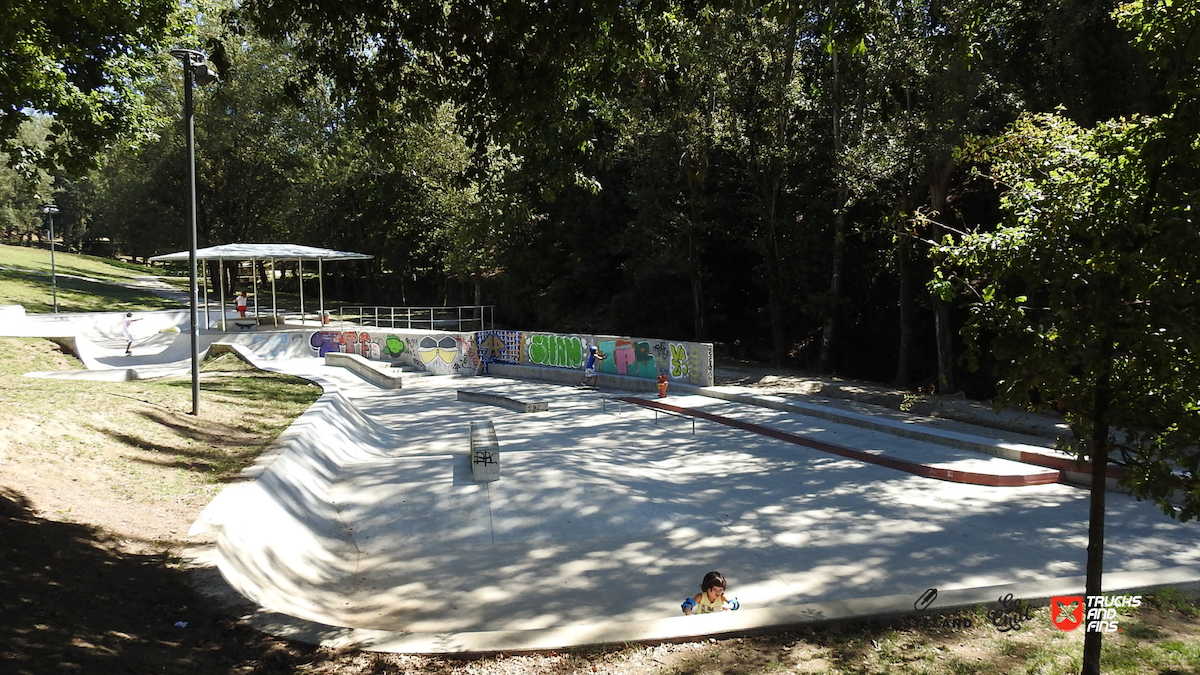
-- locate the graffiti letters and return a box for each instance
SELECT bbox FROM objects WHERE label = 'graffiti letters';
[528,334,584,368]
[670,343,690,379]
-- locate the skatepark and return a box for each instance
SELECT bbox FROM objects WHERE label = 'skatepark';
[5,306,1200,654]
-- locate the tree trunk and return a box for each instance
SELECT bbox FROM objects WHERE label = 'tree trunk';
[819,2,843,374]
[819,202,847,373]
[933,297,954,393]
[1081,354,1113,675]
[928,157,957,393]
[895,232,913,386]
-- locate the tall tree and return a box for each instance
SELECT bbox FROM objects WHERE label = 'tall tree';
[937,109,1200,674]
[1,0,181,175]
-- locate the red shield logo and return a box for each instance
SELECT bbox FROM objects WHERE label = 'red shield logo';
[1051,595,1084,631]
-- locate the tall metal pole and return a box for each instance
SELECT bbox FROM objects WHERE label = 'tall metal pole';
[171,48,205,416]
[43,204,59,313]
[184,61,201,415]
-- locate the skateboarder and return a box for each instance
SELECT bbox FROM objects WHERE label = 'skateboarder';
[123,312,141,355]
[580,346,605,388]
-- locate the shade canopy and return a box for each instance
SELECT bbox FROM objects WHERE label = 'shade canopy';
[149,243,372,331]
[149,243,373,263]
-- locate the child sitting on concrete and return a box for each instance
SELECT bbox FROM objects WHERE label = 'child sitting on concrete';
[681,570,740,615]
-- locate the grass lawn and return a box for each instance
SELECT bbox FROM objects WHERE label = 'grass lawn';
[0,243,185,314]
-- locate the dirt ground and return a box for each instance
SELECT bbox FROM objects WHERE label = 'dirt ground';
[1,343,1194,675]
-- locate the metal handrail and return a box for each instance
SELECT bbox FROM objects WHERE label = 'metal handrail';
[335,305,495,332]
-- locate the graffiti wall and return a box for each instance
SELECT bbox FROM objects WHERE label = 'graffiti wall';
[476,330,714,387]
[309,329,481,376]
[301,328,714,385]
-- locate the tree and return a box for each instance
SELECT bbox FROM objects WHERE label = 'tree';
[936,108,1200,675]
[0,0,181,175]
[0,118,55,243]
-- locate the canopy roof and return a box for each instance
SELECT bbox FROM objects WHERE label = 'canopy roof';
[149,243,373,263]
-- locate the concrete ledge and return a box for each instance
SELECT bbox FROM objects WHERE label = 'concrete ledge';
[325,352,404,389]
[469,420,500,482]
[486,362,662,394]
[693,387,1126,489]
[230,566,1200,655]
[621,397,1061,487]
[457,389,548,413]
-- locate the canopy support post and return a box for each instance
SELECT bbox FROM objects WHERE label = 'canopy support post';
[202,260,210,330]
[298,259,304,324]
[251,259,258,318]
[271,258,278,325]
[219,259,227,331]
[319,258,325,327]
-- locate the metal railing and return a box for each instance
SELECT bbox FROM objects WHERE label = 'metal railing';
[336,305,495,332]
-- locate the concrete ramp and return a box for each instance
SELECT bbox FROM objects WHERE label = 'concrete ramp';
[193,389,401,628]
[1,306,321,379]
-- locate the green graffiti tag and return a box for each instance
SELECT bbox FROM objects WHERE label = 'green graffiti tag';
[670,343,690,379]
[385,334,405,357]
[528,334,584,368]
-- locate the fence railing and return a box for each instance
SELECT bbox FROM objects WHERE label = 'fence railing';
[336,305,495,332]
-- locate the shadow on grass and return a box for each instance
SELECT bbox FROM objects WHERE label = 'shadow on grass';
[0,268,180,313]
[0,487,313,675]
[88,372,320,481]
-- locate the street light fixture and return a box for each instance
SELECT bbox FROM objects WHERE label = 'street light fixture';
[169,48,217,416]
[42,204,59,313]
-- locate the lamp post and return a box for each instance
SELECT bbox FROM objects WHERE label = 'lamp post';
[42,204,59,313]
[169,48,217,416]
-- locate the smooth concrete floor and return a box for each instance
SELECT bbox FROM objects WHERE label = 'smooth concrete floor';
[198,360,1200,642]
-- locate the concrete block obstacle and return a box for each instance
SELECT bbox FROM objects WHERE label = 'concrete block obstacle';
[469,420,500,482]
[325,352,404,389]
[457,389,549,413]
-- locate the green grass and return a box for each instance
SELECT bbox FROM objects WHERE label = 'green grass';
[0,243,184,314]
[0,243,157,281]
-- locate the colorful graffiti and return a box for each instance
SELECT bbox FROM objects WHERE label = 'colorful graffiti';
[527,333,585,368]
[309,330,375,356]
[418,335,458,366]
[384,334,405,357]
[453,335,481,375]
[477,330,522,365]
[300,327,711,384]
[598,339,657,379]
[670,343,690,379]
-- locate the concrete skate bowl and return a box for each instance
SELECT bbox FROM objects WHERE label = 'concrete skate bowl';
[1,308,320,379]
[194,376,1200,654]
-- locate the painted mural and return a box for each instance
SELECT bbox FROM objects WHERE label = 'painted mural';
[476,330,522,365]
[309,329,481,376]
[499,330,712,386]
[526,333,586,369]
[597,338,657,379]
[302,327,712,385]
